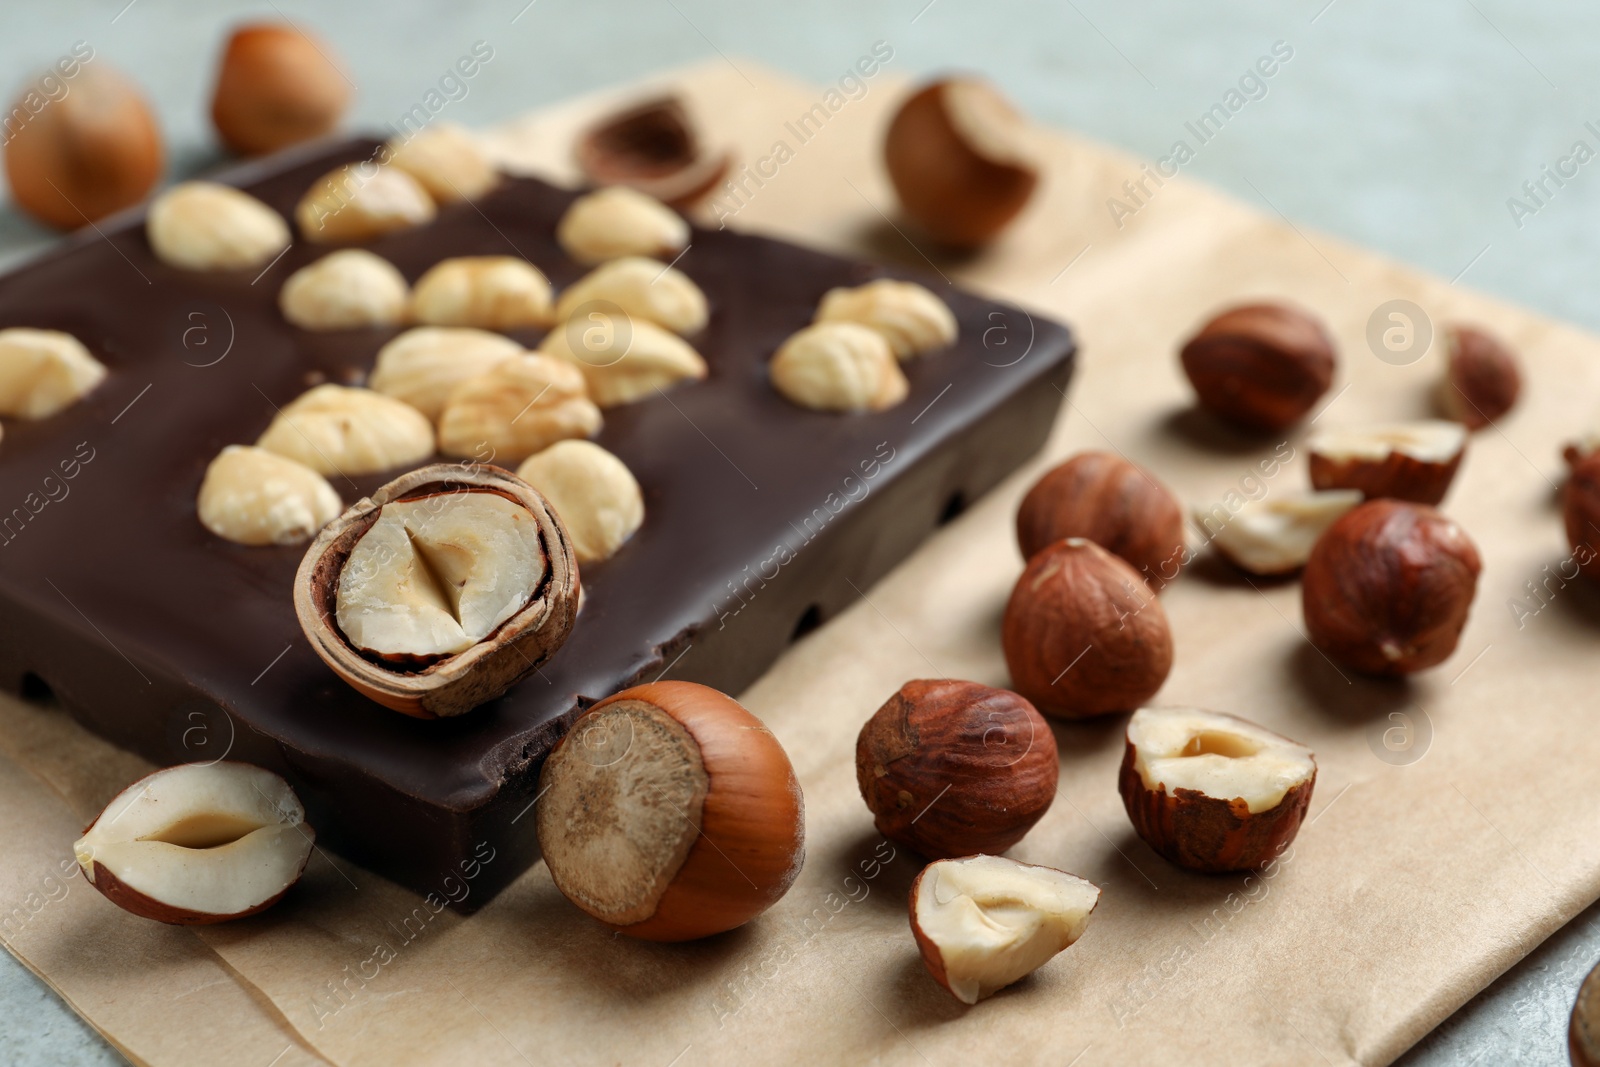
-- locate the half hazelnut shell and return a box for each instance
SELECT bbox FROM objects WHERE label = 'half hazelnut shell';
[575,96,730,209]
[294,463,579,718]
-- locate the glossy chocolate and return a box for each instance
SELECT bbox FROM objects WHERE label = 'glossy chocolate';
[0,139,1075,908]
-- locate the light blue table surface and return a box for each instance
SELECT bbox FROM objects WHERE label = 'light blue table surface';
[1,1,1596,1063]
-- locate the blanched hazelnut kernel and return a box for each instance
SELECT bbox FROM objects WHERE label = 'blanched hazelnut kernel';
[147,181,290,272]
[410,256,553,330]
[517,440,643,563]
[279,249,409,330]
[438,354,601,464]
[385,123,498,204]
[815,279,957,359]
[0,328,107,418]
[554,256,707,335]
[295,163,435,244]
[556,186,689,265]
[256,384,435,475]
[368,327,525,420]
[769,322,907,413]
[197,445,341,546]
[538,310,705,407]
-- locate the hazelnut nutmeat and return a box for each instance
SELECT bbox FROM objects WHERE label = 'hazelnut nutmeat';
[294,464,579,717]
[256,384,435,476]
[575,96,730,209]
[556,186,689,265]
[538,311,707,407]
[437,354,602,464]
[0,328,107,419]
[554,256,708,336]
[385,123,498,204]
[1439,323,1521,430]
[210,22,351,156]
[296,163,435,244]
[1001,538,1173,719]
[147,181,291,272]
[1118,707,1316,874]
[536,680,804,941]
[410,256,554,331]
[1307,420,1467,506]
[813,279,958,360]
[1193,489,1362,577]
[74,762,313,924]
[909,855,1098,1005]
[279,249,410,330]
[1302,499,1481,675]
[368,327,525,421]
[855,680,1057,860]
[1562,453,1600,581]
[516,440,644,564]
[769,322,908,414]
[3,63,163,230]
[884,77,1038,248]
[1180,303,1336,433]
[1015,451,1186,586]
[197,445,341,547]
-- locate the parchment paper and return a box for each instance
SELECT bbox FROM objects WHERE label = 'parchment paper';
[4,58,1599,1066]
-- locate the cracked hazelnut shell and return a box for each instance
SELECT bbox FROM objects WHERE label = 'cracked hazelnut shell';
[1301,499,1481,675]
[856,680,1057,860]
[575,96,729,209]
[294,463,578,718]
[1015,451,1186,586]
[1002,538,1172,719]
[1180,303,1336,432]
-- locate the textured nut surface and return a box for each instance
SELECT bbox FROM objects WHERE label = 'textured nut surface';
[295,163,435,243]
[438,354,601,463]
[411,256,553,329]
[555,256,708,335]
[147,181,290,271]
[815,279,958,359]
[279,249,409,330]
[1015,451,1186,586]
[1574,958,1600,1067]
[1440,323,1521,430]
[557,186,689,265]
[1002,538,1173,718]
[210,23,350,156]
[770,322,908,413]
[0,328,107,418]
[256,384,435,475]
[1302,499,1481,675]
[516,440,643,563]
[856,679,1057,860]
[197,445,341,546]
[1564,453,1600,581]
[539,310,706,407]
[368,327,524,420]
[385,123,498,203]
[1180,303,1336,432]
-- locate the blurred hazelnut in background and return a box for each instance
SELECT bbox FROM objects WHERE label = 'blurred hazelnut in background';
[211,22,351,156]
[4,63,164,230]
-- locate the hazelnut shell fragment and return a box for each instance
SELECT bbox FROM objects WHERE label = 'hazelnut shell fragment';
[575,96,730,208]
[1118,707,1316,873]
[294,463,579,718]
[1301,499,1481,675]
[1015,451,1186,585]
[1307,420,1466,506]
[856,680,1057,859]
[1002,538,1172,719]
[1180,303,1336,432]
[537,680,804,941]
[884,78,1038,248]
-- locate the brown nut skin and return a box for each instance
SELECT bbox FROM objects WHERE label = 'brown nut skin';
[1180,303,1336,433]
[82,859,298,926]
[575,96,729,209]
[1015,451,1186,588]
[856,680,1058,860]
[1563,454,1600,581]
[210,23,352,156]
[1573,958,1600,1067]
[541,681,805,942]
[1441,324,1521,431]
[1308,441,1464,507]
[1118,735,1314,875]
[294,464,579,718]
[3,64,163,230]
[1002,539,1173,719]
[884,78,1038,249]
[1302,500,1481,675]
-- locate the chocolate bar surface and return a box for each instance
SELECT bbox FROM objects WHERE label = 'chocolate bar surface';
[0,139,1075,907]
